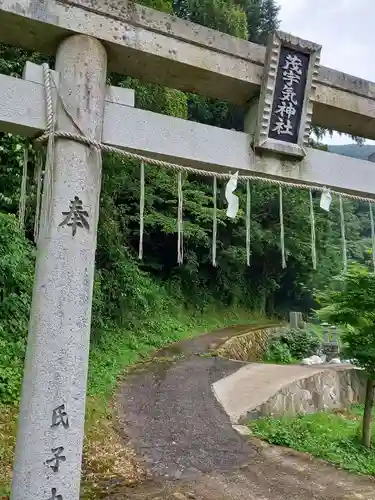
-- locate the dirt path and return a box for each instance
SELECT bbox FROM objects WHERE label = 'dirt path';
[114,325,375,499]
[106,443,375,499]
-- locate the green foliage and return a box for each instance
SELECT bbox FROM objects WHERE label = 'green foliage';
[0,45,49,78]
[138,0,174,12]
[0,44,48,219]
[263,326,320,363]
[235,0,280,43]
[263,340,293,364]
[175,0,279,134]
[0,213,34,404]
[0,135,33,215]
[280,327,321,359]
[0,214,34,326]
[317,264,375,376]
[317,263,375,448]
[174,0,248,38]
[1,0,365,331]
[0,337,26,405]
[249,406,375,476]
[0,0,370,408]
[1,0,374,492]
[0,0,281,409]
[174,0,279,43]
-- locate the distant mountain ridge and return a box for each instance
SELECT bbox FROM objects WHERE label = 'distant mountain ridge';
[328,144,375,160]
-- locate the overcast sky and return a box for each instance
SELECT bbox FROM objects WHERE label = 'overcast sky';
[277,0,375,146]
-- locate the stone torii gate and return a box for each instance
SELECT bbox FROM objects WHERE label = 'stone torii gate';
[1,1,375,500]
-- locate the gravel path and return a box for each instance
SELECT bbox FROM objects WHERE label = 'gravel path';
[118,356,253,478]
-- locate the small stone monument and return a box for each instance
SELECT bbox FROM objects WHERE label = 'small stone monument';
[321,324,340,361]
[289,311,304,329]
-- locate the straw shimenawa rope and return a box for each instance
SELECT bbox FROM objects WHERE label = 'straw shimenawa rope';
[30,63,375,274]
[35,64,375,205]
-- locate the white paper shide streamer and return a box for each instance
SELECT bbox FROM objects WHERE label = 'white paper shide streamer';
[370,202,375,272]
[279,186,286,269]
[33,150,43,243]
[225,171,239,219]
[18,147,28,231]
[177,172,184,265]
[339,194,348,272]
[320,187,332,212]
[309,190,317,270]
[246,180,251,267]
[138,162,145,260]
[212,177,218,267]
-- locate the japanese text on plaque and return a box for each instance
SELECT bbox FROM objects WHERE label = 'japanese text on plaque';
[268,47,309,144]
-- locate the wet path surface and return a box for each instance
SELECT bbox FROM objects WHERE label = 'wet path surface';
[118,357,253,478]
[115,325,375,499]
[154,323,277,359]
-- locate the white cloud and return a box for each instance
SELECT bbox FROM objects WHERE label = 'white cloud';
[277,0,374,80]
[276,0,375,146]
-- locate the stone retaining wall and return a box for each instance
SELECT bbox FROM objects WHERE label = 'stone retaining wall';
[216,326,285,362]
[243,367,366,422]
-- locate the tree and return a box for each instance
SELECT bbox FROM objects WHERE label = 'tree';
[173,0,248,38]
[234,0,279,44]
[317,263,375,447]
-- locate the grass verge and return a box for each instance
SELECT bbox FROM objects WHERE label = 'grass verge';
[248,405,375,476]
[88,305,268,398]
[0,406,17,499]
[1,305,266,499]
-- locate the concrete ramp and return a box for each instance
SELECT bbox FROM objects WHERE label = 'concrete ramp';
[212,363,363,424]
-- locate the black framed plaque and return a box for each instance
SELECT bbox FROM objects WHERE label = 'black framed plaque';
[254,31,321,158]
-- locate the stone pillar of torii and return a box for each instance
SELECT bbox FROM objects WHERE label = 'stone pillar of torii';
[0,1,374,499]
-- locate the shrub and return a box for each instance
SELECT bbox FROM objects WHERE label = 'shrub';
[263,340,293,364]
[0,335,26,404]
[0,213,34,404]
[263,327,320,364]
[317,263,375,447]
[280,327,320,359]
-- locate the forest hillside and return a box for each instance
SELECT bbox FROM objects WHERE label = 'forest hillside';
[0,0,372,407]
